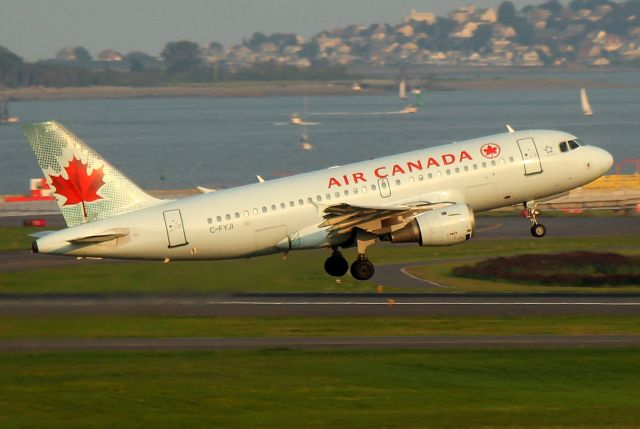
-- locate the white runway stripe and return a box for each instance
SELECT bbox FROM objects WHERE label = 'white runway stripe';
[208,301,640,306]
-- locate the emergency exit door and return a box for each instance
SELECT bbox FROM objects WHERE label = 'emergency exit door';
[163,209,188,248]
[517,137,543,175]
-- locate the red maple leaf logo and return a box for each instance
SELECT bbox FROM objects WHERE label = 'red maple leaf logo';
[49,156,106,218]
[481,144,500,159]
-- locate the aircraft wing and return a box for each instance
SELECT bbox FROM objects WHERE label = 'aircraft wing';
[320,202,453,236]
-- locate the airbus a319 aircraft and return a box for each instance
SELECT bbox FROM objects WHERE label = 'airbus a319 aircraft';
[26,121,613,280]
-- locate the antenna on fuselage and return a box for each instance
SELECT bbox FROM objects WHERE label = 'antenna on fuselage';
[506,124,515,133]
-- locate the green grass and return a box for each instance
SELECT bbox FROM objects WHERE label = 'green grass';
[3,315,640,340]
[1,348,639,428]
[1,234,639,294]
[0,226,45,252]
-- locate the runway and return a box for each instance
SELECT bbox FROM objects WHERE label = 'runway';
[2,334,640,352]
[1,294,640,316]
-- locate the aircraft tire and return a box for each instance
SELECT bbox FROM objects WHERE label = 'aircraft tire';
[531,224,546,238]
[350,258,375,281]
[324,253,349,277]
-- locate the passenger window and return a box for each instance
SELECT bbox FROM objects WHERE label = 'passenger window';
[325,193,331,200]
[271,204,276,211]
[335,192,340,198]
[362,186,367,193]
[482,162,487,168]
[244,210,249,217]
[559,142,569,153]
[207,218,212,224]
[437,171,442,177]
[473,164,478,170]
[235,212,240,219]
[316,195,322,202]
[509,156,514,162]
[253,208,258,215]
[409,177,415,183]
[298,199,304,206]
[371,184,377,191]
[446,169,451,176]
[290,201,295,207]
[226,214,231,220]
[353,188,358,195]
[464,166,469,172]
[428,173,433,179]
[280,203,286,209]
[216,216,222,222]
[455,167,460,173]
[395,179,401,185]
[262,207,267,213]
[418,175,424,181]
[307,197,313,204]
[344,190,349,196]
[490,160,496,166]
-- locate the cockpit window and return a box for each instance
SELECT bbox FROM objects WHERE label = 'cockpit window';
[559,141,569,153]
[568,140,580,150]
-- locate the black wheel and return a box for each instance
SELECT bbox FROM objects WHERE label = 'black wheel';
[531,223,546,238]
[324,253,349,277]
[350,258,375,281]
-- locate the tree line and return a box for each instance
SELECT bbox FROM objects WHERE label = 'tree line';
[0,42,349,88]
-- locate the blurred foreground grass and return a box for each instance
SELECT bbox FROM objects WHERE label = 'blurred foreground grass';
[1,348,639,428]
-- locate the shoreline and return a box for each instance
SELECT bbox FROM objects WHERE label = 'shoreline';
[1,77,627,101]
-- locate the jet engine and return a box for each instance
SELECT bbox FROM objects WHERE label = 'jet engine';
[388,203,475,246]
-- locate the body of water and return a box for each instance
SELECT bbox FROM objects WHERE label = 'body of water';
[1,85,638,194]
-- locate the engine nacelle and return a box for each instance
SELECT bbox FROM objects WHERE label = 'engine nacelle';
[389,203,475,246]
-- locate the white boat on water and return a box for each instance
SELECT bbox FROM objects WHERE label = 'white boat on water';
[399,79,408,99]
[290,113,303,125]
[580,88,593,116]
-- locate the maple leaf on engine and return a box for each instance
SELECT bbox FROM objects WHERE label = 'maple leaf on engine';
[49,156,105,217]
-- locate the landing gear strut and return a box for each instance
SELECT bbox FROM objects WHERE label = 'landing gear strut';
[524,202,546,238]
[350,230,377,281]
[324,250,349,277]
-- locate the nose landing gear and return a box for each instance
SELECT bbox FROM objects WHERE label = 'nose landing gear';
[523,203,546,238]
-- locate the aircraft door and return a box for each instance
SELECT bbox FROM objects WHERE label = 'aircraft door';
[163,209,188,248]
[378,178,391,198]
[517,137,543,175]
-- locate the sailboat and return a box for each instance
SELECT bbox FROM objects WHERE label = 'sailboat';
[580,88,593,116]
[0,99,19,124]
[399,79,408,99]
[299,95,313,150]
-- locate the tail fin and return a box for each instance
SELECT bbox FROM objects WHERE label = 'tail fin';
[23,121,160,227]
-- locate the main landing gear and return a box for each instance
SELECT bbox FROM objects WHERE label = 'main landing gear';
[324,230,377,281]
[523,202,546,238]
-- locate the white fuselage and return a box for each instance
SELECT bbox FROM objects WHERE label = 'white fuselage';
[35,129,613,260]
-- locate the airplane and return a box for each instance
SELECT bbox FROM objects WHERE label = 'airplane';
[25,121,613,280]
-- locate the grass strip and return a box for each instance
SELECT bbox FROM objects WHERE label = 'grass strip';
[0,348,639,428]
[2,315,640,340]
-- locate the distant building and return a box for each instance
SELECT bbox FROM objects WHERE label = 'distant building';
[97,50,124,62]
[405,9,436,25]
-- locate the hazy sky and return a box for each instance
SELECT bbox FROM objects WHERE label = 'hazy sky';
[2,0,548,60]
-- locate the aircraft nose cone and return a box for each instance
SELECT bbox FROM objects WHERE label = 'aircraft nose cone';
[601,148,614,173]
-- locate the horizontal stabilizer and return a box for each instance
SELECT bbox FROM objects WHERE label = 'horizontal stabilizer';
[68,231,129,244]
[29,231,56,239]
[197,186,216,193]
